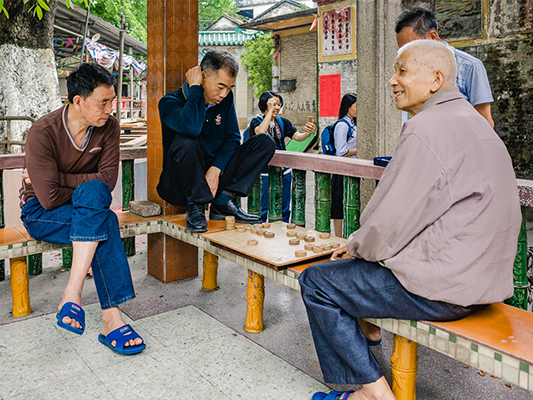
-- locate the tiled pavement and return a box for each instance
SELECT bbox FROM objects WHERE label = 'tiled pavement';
[0,303,327,400]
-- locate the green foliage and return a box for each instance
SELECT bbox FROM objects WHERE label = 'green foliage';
[74,0,147,44]
[0,0,9,18]
[2,0,88,19]
[0,0,147,45]
[241,32,274,98]
[199,0,239,31]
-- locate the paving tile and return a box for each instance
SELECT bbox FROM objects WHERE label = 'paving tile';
[0,339,91,398]
[176,333,328,400]
[134,305,234,348]
[6,374,115,400]
[0,315,62,357]
[93,346,212,400]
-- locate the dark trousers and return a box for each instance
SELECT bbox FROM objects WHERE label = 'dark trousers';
[299,258,472,385]
[157,133,275,206]
[330,174,344,219]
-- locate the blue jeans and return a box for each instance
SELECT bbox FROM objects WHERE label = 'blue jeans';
[21,180,135,310]
[261,171,292,223]
[299,258,472,385]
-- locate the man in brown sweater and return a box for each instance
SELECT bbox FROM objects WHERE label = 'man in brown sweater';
[19,64,145,355]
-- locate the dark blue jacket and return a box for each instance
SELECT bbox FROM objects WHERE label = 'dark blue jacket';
[159,84,241,173]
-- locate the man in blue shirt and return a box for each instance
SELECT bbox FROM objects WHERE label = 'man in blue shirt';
[395,7,495,127]
[157,50,275,232]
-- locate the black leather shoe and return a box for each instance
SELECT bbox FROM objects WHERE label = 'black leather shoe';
[186,203,207,232]
[209,198,261,224]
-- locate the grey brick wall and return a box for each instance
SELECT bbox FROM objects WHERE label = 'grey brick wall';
[279,32,318,130]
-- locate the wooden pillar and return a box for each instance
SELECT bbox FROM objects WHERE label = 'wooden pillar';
[147,0,199,283]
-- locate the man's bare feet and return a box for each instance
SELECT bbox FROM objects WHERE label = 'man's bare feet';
[348,377,396,400]
[58,290,83,330]
[357,318,381,343]
[101,307,143,348]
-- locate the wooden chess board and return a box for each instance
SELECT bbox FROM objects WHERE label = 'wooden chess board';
[202,221,347,269]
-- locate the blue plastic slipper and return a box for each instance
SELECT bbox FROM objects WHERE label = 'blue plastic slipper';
[312,391,353,400]
[56,302,85,335]
[98,324,146,355]
[367,337,382,346]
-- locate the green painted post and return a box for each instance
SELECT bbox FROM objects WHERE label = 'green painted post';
[62,247,73,270]
[122,236,136,257]
[0,170,4,281]
[122,160,135,211]
[121,160,135,257]
[504,207,528,310]
[343,176,360,239]
[291,169,306,226]
[314,172,331,233]
[268,166,282,222]
[28,254,43,276]
[248,178,262,217]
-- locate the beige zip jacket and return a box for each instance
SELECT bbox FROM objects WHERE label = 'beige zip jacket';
[347,87,521,306]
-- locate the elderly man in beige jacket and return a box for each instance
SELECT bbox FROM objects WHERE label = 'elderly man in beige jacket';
[300,40,521,400]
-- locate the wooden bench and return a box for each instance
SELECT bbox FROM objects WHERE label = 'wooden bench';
[2,150,532,399]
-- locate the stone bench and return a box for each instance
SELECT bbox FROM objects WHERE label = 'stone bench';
[284,262,533,399]
[4,208,533,399]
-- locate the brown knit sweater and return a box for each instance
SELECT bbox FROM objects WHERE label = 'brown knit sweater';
[19,105,120,210]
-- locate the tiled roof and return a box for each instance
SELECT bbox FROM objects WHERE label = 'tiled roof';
[198,31,258,46]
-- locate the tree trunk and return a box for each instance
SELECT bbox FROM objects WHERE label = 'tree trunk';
[0,0,61,153]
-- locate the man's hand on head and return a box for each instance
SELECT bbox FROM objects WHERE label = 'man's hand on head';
[185,66,204,88]
[22,168,31,186]
[205,166,221,198]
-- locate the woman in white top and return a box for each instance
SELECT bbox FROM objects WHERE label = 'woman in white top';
[331,93,357,237]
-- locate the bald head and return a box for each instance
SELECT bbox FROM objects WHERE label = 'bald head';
[398,39,457,85]
[389,40,458,115]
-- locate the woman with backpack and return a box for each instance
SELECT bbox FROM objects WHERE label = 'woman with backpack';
[247,91,316,222]
[331,93,358,237]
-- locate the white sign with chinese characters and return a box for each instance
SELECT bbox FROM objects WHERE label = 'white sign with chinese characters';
[321,6,352,57]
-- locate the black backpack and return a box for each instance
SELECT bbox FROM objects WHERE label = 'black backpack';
[320,119,351,155]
